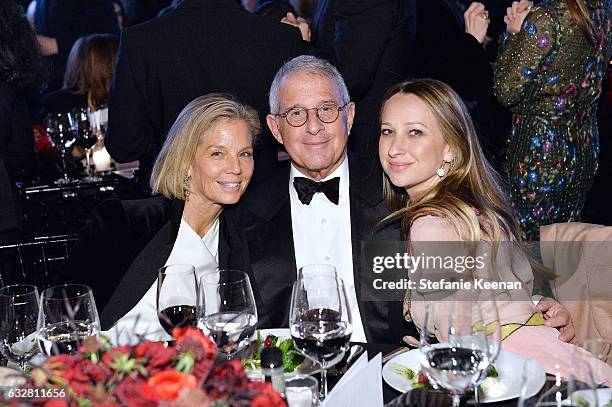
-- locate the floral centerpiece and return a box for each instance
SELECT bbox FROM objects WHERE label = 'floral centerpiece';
[9,327,284,407]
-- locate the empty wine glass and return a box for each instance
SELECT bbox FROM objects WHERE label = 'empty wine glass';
[0,285,40,371]
[44,112,78,185]
[198,270,257,359]
[157,264,199,336]
[472,294,501,405]
[73,108,101,182]
[290,273,353,401]
[419,300,492,407]
[37,284,100,356]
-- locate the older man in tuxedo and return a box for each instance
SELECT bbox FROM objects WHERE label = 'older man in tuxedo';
[232,55,413,345]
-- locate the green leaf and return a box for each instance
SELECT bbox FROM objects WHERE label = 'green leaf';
[486,365,499,378]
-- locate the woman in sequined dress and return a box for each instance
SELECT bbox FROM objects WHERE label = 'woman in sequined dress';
[494,0,612,241]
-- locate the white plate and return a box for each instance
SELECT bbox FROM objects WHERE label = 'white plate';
[382,349,546,403]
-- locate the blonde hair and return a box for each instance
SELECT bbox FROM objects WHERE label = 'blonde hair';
[380,79,521,243]
[150,93,261,200]
[564,0,596,45]
[63,34,119,110]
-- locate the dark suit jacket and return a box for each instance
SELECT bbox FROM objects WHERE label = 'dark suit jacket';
[106,0,307,186]
[230,154,417,345]
[311,0,416,158]
[60,196,248,330]
[0,82,33,238]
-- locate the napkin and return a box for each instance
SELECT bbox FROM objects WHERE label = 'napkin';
[322,352,383,407]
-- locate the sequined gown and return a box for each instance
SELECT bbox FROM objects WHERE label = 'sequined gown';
[494,0,612,241]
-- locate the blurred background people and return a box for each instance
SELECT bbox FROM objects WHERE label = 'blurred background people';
[494,0,612,240]
[106,0,307,192]
[40,34,119,117]
[0,1,46,244]
[34,0,120,91]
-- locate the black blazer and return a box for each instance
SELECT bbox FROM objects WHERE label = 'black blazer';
[60,196,248,330]
[0,82,33,238]
[311,0,416,158]
[106,0,308,185]
[230,154,417,345]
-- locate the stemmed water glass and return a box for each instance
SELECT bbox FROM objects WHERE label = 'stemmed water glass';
[73,108,101,182]
[419,300,492,407]
[37,284,100,356]
[289,272,353,401]
[44,112,78,185]
[472,294,501,405]
[157,264,199,335]
[198,270,258,359]
[0,285,40,371]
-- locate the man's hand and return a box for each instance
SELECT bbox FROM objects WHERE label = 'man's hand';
[464,2,490,44]
[281,12,311,42]
[536,297,575,342]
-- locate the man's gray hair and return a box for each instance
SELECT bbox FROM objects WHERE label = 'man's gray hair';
[268,55,350,114]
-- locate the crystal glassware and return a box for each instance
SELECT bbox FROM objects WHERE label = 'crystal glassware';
[0,285,40,370]
[198,270,258,359]
[290,272,352,401]
[157,264,199,335]
[37,284,100,356]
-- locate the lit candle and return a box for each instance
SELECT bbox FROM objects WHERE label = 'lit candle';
[92,147,112,172]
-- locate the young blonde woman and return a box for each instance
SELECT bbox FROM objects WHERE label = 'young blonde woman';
[378,79,611,384]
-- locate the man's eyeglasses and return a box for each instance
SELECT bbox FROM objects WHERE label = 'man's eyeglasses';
[275,102,348,127]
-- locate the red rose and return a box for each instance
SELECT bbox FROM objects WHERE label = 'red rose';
[172,327,217,358]
[115,377,160,407]
[83,360,112,382]
[147,371,197,401]
[44,400,68,407]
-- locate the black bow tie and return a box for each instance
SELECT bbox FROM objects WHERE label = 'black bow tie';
[293,177,340,205]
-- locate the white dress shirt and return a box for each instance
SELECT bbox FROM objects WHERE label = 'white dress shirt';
[289,156,367,342]
[107,218,219,344]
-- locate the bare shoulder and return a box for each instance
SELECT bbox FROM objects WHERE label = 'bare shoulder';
[410,215,462,241]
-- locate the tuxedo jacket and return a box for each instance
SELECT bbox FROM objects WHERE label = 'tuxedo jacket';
[60,196,248,330]
[106,0,307,186]
[230,154,417,345]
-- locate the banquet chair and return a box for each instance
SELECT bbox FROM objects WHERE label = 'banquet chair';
[539,222,612,364]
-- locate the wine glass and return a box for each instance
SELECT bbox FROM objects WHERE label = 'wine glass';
[289,273,353,401]
[37,284,100,356]
[419,300,492,407]
[472,294,501,405]
[0,285,40,371]
[198,269,257,359]
[44,112,78,185]
[157,264,199,336]
[73,108,101,182]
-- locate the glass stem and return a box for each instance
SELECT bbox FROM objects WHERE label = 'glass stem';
[85,148,92,176]
[61,153,69,181]
[474,384,480,406]
[320,366,328,400]
[452,395,461,407]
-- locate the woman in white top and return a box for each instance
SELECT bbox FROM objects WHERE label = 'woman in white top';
[62,93,260,340]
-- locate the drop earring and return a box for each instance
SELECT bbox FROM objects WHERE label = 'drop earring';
[183,174,191,199]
